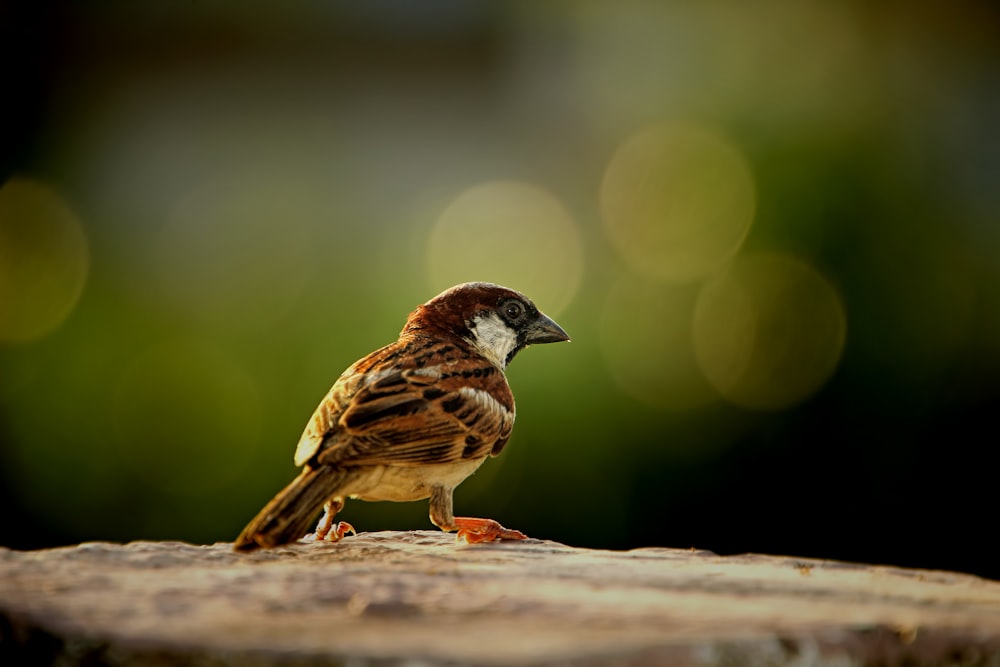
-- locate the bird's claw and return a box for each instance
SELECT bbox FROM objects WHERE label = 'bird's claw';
[453,517,527,544]
[315,521,356,542]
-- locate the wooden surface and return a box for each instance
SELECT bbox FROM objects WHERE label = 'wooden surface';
[2,531,999,666]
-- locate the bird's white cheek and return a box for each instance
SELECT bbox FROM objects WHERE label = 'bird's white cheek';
[467,313,519,369]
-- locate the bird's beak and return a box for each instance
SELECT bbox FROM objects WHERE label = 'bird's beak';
[525,313,571,345]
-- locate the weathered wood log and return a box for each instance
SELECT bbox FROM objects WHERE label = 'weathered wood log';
[2,531,999,665]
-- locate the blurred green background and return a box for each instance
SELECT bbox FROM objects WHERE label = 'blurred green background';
[2,2,999,579]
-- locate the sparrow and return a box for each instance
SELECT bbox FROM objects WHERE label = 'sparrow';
[234,282,570,551]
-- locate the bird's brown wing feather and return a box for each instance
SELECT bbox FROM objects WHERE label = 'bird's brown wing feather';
[297,338,515,469]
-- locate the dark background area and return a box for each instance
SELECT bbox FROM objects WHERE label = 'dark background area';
[2,1,999,580]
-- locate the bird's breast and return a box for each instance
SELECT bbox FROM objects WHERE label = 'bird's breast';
[346,458,489,502]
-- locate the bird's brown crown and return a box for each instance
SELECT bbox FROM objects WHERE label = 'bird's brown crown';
[401,282,533,340]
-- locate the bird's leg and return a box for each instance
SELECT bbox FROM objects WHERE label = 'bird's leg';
[313,497,355,542]
[429,486,527,544]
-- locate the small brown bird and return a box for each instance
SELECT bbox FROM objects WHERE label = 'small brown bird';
[234,282,570,551]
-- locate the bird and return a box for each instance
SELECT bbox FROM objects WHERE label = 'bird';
[233,282,570,551]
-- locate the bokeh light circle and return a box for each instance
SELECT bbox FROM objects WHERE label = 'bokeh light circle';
[600,276,718,411]
[600,122,755,283]
[692,254,847,410]
[0,178,89,342]
[112,339,262,495]
[425,181,583,315]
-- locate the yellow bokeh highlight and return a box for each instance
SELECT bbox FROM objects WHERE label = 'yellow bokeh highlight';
[693,254,846,410]
[0,178,89,342]
[112,339,262,495]
[425,181,583,316]
[600,122,755,284]
[600,276,717,412]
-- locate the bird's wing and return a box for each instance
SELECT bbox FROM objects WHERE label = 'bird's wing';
[296,339,515,469]
[293,344,389,468]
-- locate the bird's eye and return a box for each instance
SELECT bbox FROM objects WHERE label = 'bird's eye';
[502,299,525,322]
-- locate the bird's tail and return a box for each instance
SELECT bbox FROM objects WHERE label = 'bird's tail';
[233,466,348,551]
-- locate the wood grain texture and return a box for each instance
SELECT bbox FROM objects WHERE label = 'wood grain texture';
[2,531,999,666]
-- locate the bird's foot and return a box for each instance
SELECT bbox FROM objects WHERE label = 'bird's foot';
[453,517,527,544]
[314,521,356,542]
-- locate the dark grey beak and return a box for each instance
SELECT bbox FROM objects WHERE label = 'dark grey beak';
[525,313,571,345]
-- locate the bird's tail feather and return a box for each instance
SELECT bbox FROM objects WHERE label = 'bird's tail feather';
[233,466,347,551]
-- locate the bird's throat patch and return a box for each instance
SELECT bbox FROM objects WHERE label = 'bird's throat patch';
[466,312,519,370]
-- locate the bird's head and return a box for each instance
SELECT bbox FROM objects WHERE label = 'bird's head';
[402,282,570,369]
